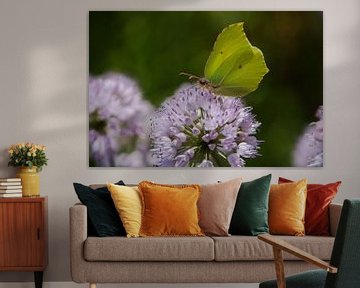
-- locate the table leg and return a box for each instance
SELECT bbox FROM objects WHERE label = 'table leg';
[34,271,43,288]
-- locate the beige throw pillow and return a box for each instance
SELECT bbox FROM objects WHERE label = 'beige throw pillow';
[198,178,242,236]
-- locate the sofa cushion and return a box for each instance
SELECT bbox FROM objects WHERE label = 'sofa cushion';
[229,174,271,236]
[84,236,214,261]
[199,178,242,236]
[107,184,142,238]
[269,179,307,236]
[278,177,341,236]
[212,236,334,261]
[73,181,126,237]
[139,181,203,237]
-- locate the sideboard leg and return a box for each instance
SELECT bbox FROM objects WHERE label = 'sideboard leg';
[90,283,97,288]
[34,271,43,288]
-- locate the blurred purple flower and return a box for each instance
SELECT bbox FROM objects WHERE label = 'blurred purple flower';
[89,130,116,167]
[150,84,261,167]
[89,73,154,167]
[293,106,323,167]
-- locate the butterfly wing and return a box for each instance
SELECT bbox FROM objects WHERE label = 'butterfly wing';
[214,46,269,96]
[204,22,269,97]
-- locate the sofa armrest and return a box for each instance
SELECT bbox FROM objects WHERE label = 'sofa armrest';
[329,203,342,237]
[69,203,88,283]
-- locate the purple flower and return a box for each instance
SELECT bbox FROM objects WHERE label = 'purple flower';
[293,106,323,167]
[89,73,154,167]
[150,84,261,167]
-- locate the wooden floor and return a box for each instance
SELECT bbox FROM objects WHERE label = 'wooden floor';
[0,283,259,288]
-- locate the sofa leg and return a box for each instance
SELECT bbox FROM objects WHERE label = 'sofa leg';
[89,283,96,288]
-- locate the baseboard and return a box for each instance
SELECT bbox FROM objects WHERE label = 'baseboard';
[0,282,259,288]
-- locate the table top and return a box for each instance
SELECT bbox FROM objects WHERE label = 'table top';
[0,196,47,203]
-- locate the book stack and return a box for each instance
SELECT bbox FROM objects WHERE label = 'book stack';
[0,178,22,197]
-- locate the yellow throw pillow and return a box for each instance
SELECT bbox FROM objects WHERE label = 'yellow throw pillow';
[138,181,204,237]
[269,179,307,236]
[107,183,142,238]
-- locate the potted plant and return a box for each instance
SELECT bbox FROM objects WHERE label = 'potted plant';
[8,142,48,197]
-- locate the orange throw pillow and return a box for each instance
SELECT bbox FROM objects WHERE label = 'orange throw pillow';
[278,177,341,235]
[269,179,307,236]
[138,181,204,237]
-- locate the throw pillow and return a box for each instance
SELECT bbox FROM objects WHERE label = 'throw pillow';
[138,181,203,237]
[107,183,142,238]
[198,177,242,236]
[269,179,307,236]
[73,181,126,237]
[229,174,272,236]
[279,177,341,235]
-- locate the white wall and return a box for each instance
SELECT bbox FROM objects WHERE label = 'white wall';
[0,0,359,283]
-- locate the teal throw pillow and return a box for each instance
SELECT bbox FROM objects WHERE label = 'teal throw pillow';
[229,174,272,236]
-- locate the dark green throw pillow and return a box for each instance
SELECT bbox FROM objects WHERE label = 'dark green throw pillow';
[73,181,126,237]
[229,174,272,236]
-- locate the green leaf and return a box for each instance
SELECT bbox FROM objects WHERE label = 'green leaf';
[204,22,269,97]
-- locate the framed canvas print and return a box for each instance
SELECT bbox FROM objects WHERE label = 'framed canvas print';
[89,11,323,168]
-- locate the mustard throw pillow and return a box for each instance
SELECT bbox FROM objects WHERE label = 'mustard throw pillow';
[138,181,204,237]
[269,179,307,236]
[107,183,142,238]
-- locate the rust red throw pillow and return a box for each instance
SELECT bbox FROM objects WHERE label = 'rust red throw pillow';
[278,177,341,236]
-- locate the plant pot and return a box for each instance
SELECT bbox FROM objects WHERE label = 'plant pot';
[16,167,40,197]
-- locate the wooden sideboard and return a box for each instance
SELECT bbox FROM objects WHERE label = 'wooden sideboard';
[0,197,47,288]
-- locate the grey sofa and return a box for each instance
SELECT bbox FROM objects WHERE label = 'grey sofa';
[70,202,342,288]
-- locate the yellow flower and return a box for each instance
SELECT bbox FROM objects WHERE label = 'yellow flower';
[8,142,47,171]
[37,145,46,151]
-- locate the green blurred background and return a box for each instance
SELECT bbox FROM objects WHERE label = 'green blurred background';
[89,11,323,167]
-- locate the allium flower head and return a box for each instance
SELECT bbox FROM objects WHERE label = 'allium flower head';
[293,105,323,167]
[89,73,154,167]
[150,84,261,167]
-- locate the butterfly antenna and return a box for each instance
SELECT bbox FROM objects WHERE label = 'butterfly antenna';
[180,72,201,81]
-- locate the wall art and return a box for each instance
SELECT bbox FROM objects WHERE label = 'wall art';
[89,11,323,167]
